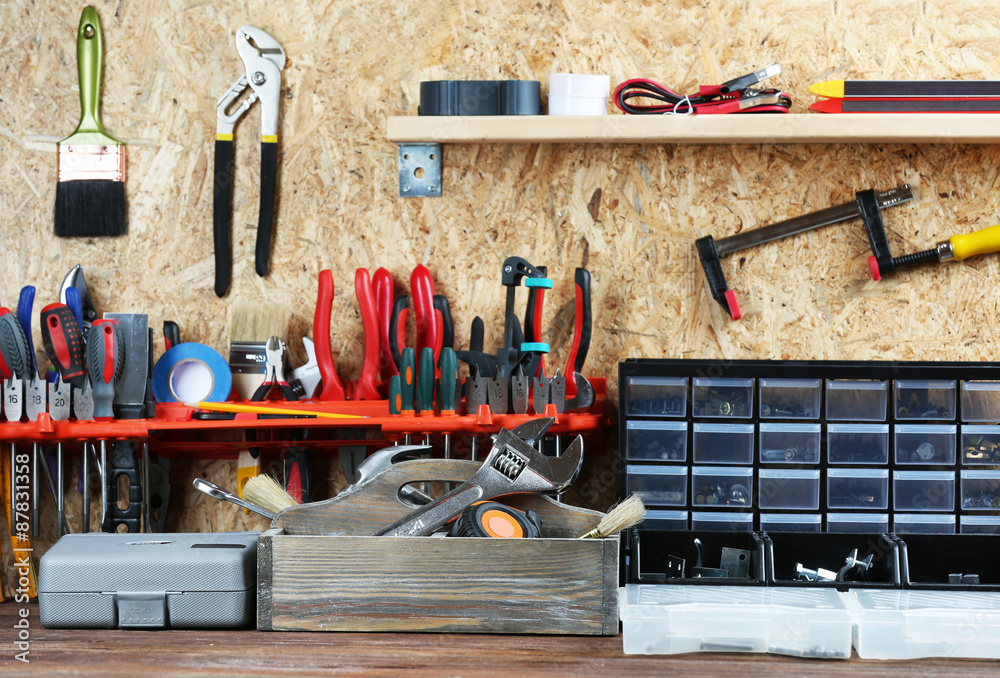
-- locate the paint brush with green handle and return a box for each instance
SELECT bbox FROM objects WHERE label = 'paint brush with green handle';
[55,6,126,237]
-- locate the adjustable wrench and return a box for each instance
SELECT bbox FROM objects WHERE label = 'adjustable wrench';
[374,417,583,537]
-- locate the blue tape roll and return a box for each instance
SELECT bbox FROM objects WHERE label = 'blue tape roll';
[152,342,232,403]
[519,342,550,353]
[524,278,553,289]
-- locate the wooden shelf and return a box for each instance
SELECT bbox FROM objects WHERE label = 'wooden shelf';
[387,113,1000,145]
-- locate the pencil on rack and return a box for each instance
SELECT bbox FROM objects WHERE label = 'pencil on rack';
[184,401,365,420]
[54,6,126,238]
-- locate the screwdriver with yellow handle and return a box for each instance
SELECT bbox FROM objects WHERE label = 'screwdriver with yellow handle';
[869,223,1000,281]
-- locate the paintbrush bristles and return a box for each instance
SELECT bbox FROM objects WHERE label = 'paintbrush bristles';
[578,495,647,539]
[230,301,290,343]
[243,474,298,515]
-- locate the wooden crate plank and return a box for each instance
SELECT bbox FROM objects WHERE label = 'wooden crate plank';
[265,535,617,634]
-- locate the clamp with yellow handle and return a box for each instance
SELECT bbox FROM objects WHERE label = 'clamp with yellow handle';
[869,222,1000,281]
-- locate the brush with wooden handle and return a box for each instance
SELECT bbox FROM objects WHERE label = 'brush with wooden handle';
[55,6,126,237]
[228,302,290,508]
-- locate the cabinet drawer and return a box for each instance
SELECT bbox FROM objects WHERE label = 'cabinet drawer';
[894,379,956,420]
[827,468,889,510]
[892,471,955,512]
[692,423,754,464]
[759,378,820,419]
[627,465,687,507]
[826,512,888,533]
[691,466,753,509]
[894,425,957,465]
[827,424,889,465]
[758,469,820,510]
[825,380,887,421]
[625,376,687,417]
[892,513,956,534]
[759,423,820,464]
[692,378,753,418]
[626,421,687,462]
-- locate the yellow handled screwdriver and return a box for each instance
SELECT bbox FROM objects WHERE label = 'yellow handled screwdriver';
[870,223,1000,280]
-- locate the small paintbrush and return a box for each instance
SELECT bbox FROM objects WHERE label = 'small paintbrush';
[229,302,292,506]
[578,495,647,539]
[55,6,126,237]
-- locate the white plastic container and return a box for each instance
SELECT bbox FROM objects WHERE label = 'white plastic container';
[620,584,853,658]
[850,589,1000,659]
[548,73,610,115]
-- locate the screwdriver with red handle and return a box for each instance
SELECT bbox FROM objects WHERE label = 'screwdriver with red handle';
[87,318,124,532]
[41,303,87,389]
[40,303,88,537]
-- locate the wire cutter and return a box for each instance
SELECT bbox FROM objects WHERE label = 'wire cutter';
[214,26,286,297]
[252,337,298,402]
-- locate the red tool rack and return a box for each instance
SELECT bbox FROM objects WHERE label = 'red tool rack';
[0,378,608,461]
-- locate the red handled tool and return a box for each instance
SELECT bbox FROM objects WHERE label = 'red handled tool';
[410,264,440,369]
[163,321,180,351]
[372,268,398,382]
[565,268,592,399]
[87,319,124,420]
[40,303,87,389]
[86,318,124,532]
[314,269,346,401]
[351,268,381,401]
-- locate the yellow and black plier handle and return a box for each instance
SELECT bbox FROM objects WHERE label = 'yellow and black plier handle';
[213,26,286,297]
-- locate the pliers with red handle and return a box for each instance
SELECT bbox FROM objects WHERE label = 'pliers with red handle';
[387,265,449,377]
[313,269,346,400]
[349,268,381,401]
[411,264,441,369]
[372,267,398,383]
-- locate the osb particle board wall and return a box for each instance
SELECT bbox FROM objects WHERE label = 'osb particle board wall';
[1,0,999,559]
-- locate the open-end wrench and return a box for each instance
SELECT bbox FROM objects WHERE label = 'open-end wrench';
[374,417,583,537]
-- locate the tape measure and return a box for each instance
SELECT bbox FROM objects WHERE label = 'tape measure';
[447,502,542,539]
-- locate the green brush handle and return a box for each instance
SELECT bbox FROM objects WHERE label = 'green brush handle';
[67,6,115,143]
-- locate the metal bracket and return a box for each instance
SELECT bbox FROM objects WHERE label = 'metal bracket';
[397,143,441,197]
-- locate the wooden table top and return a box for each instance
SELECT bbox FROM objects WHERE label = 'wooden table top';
[2,602,997,677]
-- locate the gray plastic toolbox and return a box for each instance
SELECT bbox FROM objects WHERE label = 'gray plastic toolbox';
[39,532,258,629]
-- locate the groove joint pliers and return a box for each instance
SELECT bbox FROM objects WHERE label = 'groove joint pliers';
[214,26,287,297]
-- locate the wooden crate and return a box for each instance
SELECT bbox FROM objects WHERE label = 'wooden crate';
[257,529,619,635]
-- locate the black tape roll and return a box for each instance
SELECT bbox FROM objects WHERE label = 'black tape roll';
[419,80,542,116]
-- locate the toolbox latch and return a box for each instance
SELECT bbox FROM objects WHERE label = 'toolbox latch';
[117,591,167,628]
